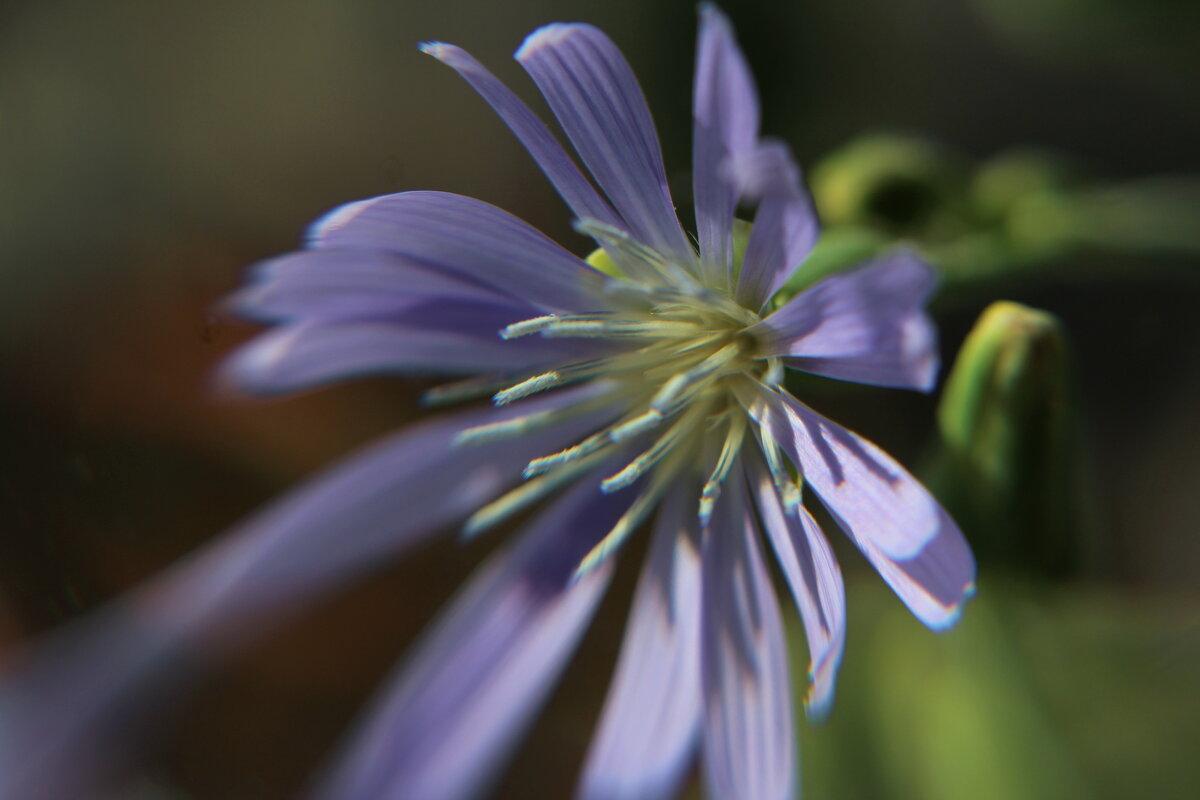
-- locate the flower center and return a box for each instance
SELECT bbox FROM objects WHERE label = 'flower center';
[446,238,789,576]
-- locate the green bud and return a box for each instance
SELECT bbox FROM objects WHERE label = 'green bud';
[931,301,1077,573]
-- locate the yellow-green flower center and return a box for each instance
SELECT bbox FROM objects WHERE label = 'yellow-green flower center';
[448,228,794,575]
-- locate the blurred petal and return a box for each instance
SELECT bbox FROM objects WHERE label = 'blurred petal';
[420,42,626,233]
[311,475,636,800]
[692,4,759,283]
[755,250,939,391]
[227,249,516,323]
[224,306,588,395]
[310,191,604,313]
[741,386,975,629]
[701,463,795,800]
[0,393,620,800]
[516,24,694,265]
[732,140,820,310]
[748,457,845,718]
[0,612,199,800]
[578,482,702,800]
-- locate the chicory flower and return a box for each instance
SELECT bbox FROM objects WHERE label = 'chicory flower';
[0,7,974,800]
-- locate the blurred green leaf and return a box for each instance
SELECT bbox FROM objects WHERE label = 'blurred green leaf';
[794,578,1200,800]
[805,134,1200,295]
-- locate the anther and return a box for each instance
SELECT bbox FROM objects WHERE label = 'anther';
[500,315,561,340]
[601,402,709,493]
[609,409,664,442]
[493,371,560,406]
[698,414,747,525]
[573,487,662,580]
[463,453,604,538]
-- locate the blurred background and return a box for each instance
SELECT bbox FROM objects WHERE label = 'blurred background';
[1,0,1198,797]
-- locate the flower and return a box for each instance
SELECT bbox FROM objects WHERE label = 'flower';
[0,7,974,800]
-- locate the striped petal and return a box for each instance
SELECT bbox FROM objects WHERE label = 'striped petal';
[420,42,626,233]
[223,305,588,395]
[516,24,694,265]
[0,395,620,800]
[701,461,795,800]
[227,249,515,323]
[577,483,702,800]
[748,457,845,719]
[309,191,604,313]
[692,4,759,285]
[310,475,636,800]
[731,141,820,311]
[754,250,939,391]
[740,385,975,629]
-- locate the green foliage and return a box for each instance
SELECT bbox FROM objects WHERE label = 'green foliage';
[795,580,1200,800]
[777,134,1200,306]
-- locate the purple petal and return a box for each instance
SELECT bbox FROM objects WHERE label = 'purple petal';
[223,306,588,395]
[0,394,621,800]
[310,474,638,800]
[420,42,626,234]
[741,386,975,629]
[754,250,939,391]
[227,249,518,323]
[692,4,759,284]
[731,141,819,310]
[701,462,795,800]
[310,191,604,313]
[577,483,702,800]
[747,457,845,719]
[0,613,201,800]
[516,24,694,265]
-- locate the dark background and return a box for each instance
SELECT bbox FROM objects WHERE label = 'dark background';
[1,0,1198,797]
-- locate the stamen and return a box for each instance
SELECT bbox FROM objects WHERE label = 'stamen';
[422,375,514,406]
[454,409,563,446]
[493,371,560,405]
[524,428,616,477]
[781,481,803,514]
[462,452,605,538]
[572,489,661,579]
[649,341,743,414]
[671,332,727,355]
[524,405,669,478]
[648,373,690,413]
[574,218,681,286]
[609,409,664,441]
[756,420,804,514]
[504,312,683,341]
[424,354,608,407]
[500,315,562,340]
[699,413,748,525]
[761,356,784,386]
[601,401,710,493]
[540,319,700,339]
[573,444,695,579]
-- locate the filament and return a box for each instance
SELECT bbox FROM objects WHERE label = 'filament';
[699,413,748,525]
